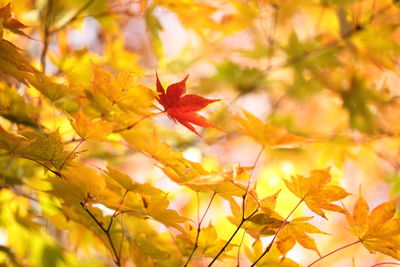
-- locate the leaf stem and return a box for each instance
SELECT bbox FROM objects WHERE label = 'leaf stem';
[107,190,129,232]
[307,240,362,267]
[113,111,165,133]
[60,139,84,170]
[370,263,400,267]
[251,198,304,266]
[208,217,243,266]
[19,155,61,177]
[242,145,264,218]
[184,192,216,267]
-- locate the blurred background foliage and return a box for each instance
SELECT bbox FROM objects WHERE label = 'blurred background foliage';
[0,0,399,266]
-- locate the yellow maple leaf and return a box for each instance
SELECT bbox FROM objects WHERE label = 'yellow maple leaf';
[346,190,400,260]
[277,217,328,257]
[69,111,113,141]
[122,126,209,183]
[91,66,155,114]
[284,168,349,219]
[245,239,300,267]
[235,109,306,148]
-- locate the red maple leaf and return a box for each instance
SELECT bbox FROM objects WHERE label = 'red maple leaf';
[156,73,219,137]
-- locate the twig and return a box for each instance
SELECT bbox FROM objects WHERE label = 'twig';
[208,208,258,267]
[184,192,216,267]
[242,145,264,219]
[80,191,129,267]
[251,198,304,266]
[107,190,129,232]
[80,201,107,232]
[307,240,362,267]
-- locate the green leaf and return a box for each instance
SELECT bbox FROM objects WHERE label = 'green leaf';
[341,76,381,133]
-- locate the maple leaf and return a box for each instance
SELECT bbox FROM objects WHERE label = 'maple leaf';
[156,72,219,137]
[276,217,328,257]
[69,111,113,141]
[245,239,299,267]
[91,66,155,114]
[235,109,306,148]
[345,190,400,260]
[105,166,164,196]
[284,168,349,219]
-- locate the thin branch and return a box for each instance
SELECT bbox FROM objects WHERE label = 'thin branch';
[242,145,264,219]
[107,190,129,232]
[208,207,258,267]
[60,139,84,170]
[80,201,107,232]
[251,198,304,266]
[307,240,362,267]
[80,201,121,266]
[184,192,216,267]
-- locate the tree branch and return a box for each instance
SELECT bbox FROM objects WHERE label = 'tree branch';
[81,190,129,266]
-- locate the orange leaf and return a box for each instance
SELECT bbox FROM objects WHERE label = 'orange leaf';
[345,191,400,260]
[277,217,328,256]
[235,109,306,148]
[284,168,349,219]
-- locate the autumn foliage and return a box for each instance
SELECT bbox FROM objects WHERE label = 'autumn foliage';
[0,0,399,267]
